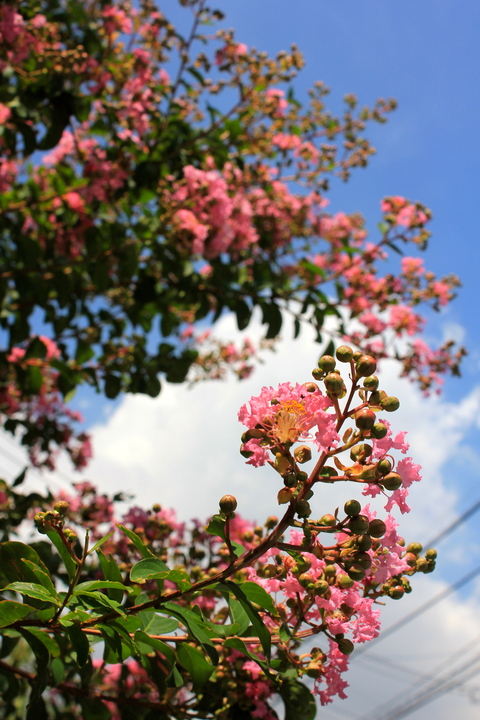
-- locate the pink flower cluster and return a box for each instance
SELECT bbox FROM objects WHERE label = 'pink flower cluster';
[238,382,338,466]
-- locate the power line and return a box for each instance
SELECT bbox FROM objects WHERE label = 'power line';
[423,498,480,548]
[354,563,480,657]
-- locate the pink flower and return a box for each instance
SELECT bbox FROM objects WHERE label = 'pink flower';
[0,103,11,124]
[238,383,338,466]
[401,256,425,276]
[389,305,424,336]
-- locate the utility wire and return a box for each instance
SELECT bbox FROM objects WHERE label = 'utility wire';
[423,498,480,548]
[354,563,480,657]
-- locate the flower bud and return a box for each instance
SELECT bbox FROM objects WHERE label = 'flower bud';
[296,499,311,518]
[357,534,372,551]
[350,443,372,461]
[381,396,400,412]
[294,445,312,464]
[363,375,379,391]
[416,557,429,572]
[34,512,47,534]
[219,495,237,515]
[313,579,330,596]
[346,563,366,581]
[312,367,323,381]
[240,445,254,458]
[355,408,376,431]
[407,542,423,555]
[390,585,405,600]
[353,351,363,362]
[380,472,402,491]
[336,345,354,363]
[425,548,437,560]
[344,499,361,517]
[353,551,372,569]
[303,382,319,393]
[337,574,355,589]
[370,422,388,439]
[298,572,314,588]
[376,458,392,476]
[324,373,346,398]
[337,638,354,655]
[242,428,265,442]
[368,519,387,538]
[283,473,297,488]
[318,355,336,372]
[319,514,337,531]
[348,515,369,534]
[356,355,377,377]
[53,501,69,517]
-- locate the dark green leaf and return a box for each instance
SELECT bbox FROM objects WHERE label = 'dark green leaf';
[0,600,36,627]
[116,525,156,559]
[217,582,271,659]
[177,642,213,689]
[279,679,316,720]
[66,623,90,666]
[45,531,77,581]
[12,467,27,487]
[2,582,61,606]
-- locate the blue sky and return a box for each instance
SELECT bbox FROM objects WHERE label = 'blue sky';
[2,3,480,718]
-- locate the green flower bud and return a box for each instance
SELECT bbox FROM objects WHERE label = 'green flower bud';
[355,408,376,431]
[356,355,377,377]
[337,638,355,655]
[353,551,372,569]
[336,345,354,363]
[347,563,366,581]
[303,382,319,393]
[313,579,330,596]
[324,564,337,578]
[368,519,387,538]
[344,499,361,517]
[312,367,323,381]
[353,351,363,362]
[348,515,370,534]
[337,574,355,589]
[53,501,69,517]
[370,422,388,439]
[425,548,437,560]
[357,534,372,551]
[380,472,402,491]
[240,445,254,458]
[296,499,311,518]
[389,585,405,600]
[284,473,297,488]
[324,373,347,398]
[381,396,400,412]
[350,443,373,461]
[407,542,423,555]
[319,514,337,531]
[219,495,237,515]
[298,572,314,588]
[363,375,379,391]
[376,458,392,476]
[318,355,336,372]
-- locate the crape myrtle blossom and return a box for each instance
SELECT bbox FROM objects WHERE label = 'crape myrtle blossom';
[238,382,339,466]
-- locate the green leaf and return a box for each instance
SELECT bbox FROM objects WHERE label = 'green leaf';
[0,542,56,593]
[239,582,278,616]
[12,467,27,487]
[217,582,271,660]
[160,602,218,665]
[2,582,61,606]
[130,558,169,582]
[134,630,176,668]
[97,550,125,603]
[66,623,90,667]
[138,611,179,635]
[75,339,95,364]
[279,679,317,720]
[17,628,51,707]
[74,591,126,617]
[261,302,283,339]
[80,697,112,720]
[204,513,227,539]
[105,374,122,399]
[177,642,213,689]
[88,531,115,555]
[74,580,130,595]
[0,600,36,627]
[116,525,156,559]
[45,531,77,582]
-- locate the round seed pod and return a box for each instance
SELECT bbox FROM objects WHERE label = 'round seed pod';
[344,499,362,517]
[336,345,354,363]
